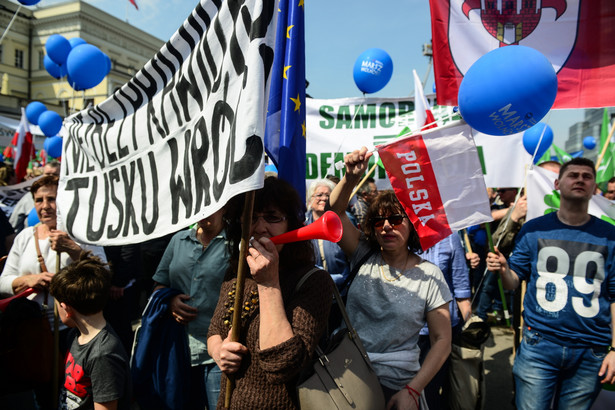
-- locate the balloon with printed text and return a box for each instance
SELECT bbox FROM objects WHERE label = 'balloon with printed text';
[523,123,553,162]
[583,136,596,150]
[45,34,72,66]
[38,111,63,137]
[25,101,47,125]
[66,44,111,90]
[18,0,41,5]
[44,136,63,159]
[458,45,557,136]
[353,48,393,94]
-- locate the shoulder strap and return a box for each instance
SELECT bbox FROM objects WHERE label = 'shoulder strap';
[338,247,377,295]
[33,225,48,273]
[294,266,321,294]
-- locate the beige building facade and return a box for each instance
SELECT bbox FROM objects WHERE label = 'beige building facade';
[0,0,163,123]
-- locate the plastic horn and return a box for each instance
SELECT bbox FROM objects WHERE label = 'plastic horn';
[270,211,343,244]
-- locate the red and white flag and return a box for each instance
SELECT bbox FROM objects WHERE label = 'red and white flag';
[12,108,34,183]
[129,0,139,10]
[413,69,437,131]
[378,121,492,250]
[429,0,615,109]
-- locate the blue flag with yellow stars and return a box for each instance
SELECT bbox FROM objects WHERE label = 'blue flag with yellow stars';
[264,0,306,202]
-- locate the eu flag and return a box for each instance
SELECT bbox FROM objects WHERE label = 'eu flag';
[264,0,306,202]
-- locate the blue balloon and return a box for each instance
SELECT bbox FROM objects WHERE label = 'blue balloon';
[458,45,557,136]
[69,37,87,49]
[583,136,596,150]
[352,48,393,94]
[27,207,39,227]
[66,44,109,90]
[45,34,72,66]
[523,123,554,162]
[38,111,63,137]
[18,0,41,5]
[43,55,67,79]
[25,101,47,125]
[44,136,63,158]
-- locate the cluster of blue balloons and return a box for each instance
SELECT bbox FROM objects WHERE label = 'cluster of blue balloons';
[25,101,63,158]
[353,48,393,94]
[45,34,111,91]
[458,45,558,136]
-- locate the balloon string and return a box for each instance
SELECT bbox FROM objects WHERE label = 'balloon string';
[0,5,22,47]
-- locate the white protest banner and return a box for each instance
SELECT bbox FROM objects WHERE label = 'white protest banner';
[306,96,458,191]
[0,177,40,217]
[58,0,276,245]
[472,131,533,188]
[527,165,615,224]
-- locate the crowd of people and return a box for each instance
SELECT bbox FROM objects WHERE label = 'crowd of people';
[0,149,614,410]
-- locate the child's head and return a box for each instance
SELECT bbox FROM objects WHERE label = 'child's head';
[50,252,111,316]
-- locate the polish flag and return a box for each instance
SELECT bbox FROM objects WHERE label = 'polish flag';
[12,108,35,183]
[413,69,437,131]
[378,121,492,250]
[429,0,615,108]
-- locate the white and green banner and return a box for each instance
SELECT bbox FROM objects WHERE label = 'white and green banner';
[306,97,533,191]
[527,165,615,224]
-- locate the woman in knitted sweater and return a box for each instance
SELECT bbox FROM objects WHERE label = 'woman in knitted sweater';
[207,177,333,409]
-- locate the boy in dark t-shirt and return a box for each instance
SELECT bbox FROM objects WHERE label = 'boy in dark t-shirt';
[50,252,131,409]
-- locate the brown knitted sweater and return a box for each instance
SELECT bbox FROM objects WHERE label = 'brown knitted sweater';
[208,266,333,410]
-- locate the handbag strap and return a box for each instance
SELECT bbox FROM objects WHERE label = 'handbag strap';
[338,247,376,296]
[33,225,49,273]
[294,266,321,294]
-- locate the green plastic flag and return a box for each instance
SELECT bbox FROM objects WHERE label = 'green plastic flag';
[536,148,552,165]
[552,144,572,164]
[596,108,613,191]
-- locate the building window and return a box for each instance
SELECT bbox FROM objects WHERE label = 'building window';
[38,50,45,70]
[0,45,3,64]
[14,49,24,68]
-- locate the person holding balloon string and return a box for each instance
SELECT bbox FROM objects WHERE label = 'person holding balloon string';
[328,147,452,410]
[207,177,334,409]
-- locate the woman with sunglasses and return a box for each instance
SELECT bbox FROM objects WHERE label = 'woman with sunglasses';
[329,147,452,410]
[207,177,333,409]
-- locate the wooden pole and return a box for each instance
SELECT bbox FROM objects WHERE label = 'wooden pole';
[52,253,61,407]
[350,162,378,200]
[224,191,255,408]
[485,224,511,328]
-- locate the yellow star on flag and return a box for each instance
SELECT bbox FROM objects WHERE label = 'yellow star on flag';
[287,25,294,39]
[290,94,301,111]
[283,65,291,79]
[301,121,306,137]
[299,0,305,7]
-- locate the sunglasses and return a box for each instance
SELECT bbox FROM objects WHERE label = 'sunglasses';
[252,214,287,224]
[371,214,406,229]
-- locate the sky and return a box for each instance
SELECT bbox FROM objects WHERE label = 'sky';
[12,0,586,146]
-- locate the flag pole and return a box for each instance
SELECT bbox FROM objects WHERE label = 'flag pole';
[52,252,61,407]
[224,191,255,408]
[485,223,511,328]
[595,119,615,171]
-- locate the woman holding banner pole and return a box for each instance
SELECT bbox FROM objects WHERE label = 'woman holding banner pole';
[207,177,333,409]
[328,147,452,410]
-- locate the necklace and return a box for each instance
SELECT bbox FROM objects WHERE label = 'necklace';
[379,253,411,282]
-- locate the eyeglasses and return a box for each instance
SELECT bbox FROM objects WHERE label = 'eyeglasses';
[252,213,287,224]
[371,214,406,229]
[312,193,330,199]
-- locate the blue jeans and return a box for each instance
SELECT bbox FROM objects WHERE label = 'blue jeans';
[513,327,606,410]
[189,362,222,410]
